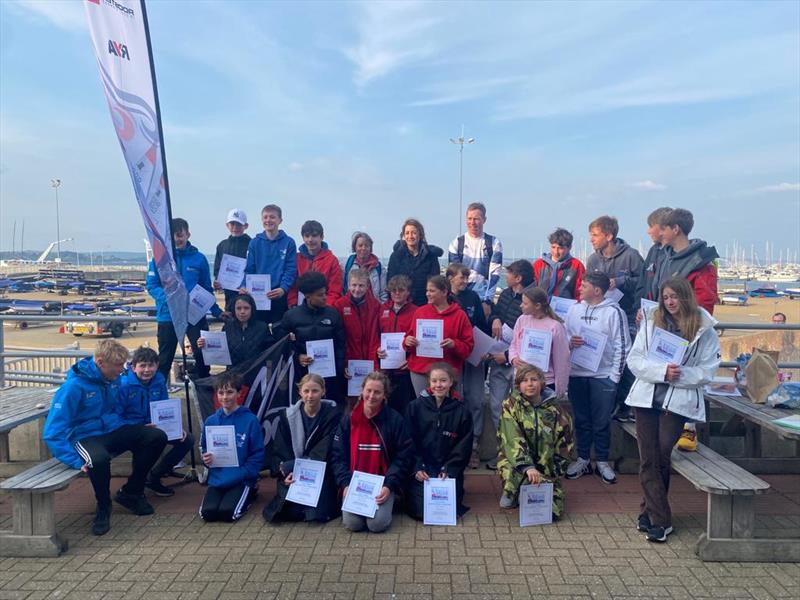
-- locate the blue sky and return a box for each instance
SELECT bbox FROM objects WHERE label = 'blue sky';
[1,0,799,265]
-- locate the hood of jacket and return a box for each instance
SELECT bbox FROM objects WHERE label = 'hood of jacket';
[298,241,333,260]
[541,253,573,270]
[510,386,557,409]
[392,239,444,260]
[664,239,719,277]
[68,356,106,385]
[175,242,199,259]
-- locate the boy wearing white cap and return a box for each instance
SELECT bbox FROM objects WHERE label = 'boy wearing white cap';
[213,209,251,312]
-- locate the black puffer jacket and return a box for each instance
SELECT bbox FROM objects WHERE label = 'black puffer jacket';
[405,392,473,479]
[263,400,341,523]
[223,319,273,367]
[274,303,346,378]
[387,240,444,306]
[488,287,524,329]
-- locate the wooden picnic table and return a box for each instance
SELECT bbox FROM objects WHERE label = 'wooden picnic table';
[704,390,800,473]
[0,387,55,464]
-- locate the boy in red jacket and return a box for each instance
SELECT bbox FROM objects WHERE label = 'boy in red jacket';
[334,268,381,406]
[287,220,343,307]
[377,275,418,413]
[532,227,585,300]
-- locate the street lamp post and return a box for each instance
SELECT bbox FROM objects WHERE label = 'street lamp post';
[50,179,62,262]
[449,126,475,235]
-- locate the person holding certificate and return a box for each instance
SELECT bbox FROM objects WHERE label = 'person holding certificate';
[200,373,265,522]
[117,347,193,498]
[263,374,341,523]
[197,294,273,369]
[564,272,630,485]
[508,287,571,398]
[275,271,346,405]
[404,275,474,396]
[625,277,720,543]
[331,372,413,533]
[497,365,574,518]
[404,363,473,521]
[377,275,418,413]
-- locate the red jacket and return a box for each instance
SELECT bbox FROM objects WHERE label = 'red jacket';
[378,300,418,371]
[406,302,474,375]
[334,293,381,369]
[532,256,585,300]
[287,245,343,307]
[687,263,718,315]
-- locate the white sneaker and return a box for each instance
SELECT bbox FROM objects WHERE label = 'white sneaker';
[565,457,592,480]
[596,461,617,485]
[499,495,517,509]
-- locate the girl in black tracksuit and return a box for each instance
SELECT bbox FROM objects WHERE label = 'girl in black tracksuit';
[196,293,273,368]
[404,362,474,520]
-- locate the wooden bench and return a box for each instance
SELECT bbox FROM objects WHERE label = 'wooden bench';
[620,421,800,562]
[0,458,80,557]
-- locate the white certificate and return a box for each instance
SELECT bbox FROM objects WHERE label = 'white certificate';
[416,319,444,358]
[307,339,336,378]
[347,360,374,396]
[149,398,183,441]
[550,296,577,321]
[217,254,247,291]
[647,327,689,365]
[297,291,305,306]
[188,285,216,325]
[501,323,514,345]
[641,298,659,313]
[519,482,554,527]
[570,326,608,373]
[342,471,385,518]
[285,458,327,508]
[205,425,239,468]
[605,288,624,303]
[200,330,232,365]
[246,274,272,311]
[423,478,457,526]
[380,332,406,369]
[467,326,507,367]
[519,328,552,371]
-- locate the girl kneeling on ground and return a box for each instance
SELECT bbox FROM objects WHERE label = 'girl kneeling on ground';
[263,374,341,523]
[497,364,574,519]
[405,362,474,521]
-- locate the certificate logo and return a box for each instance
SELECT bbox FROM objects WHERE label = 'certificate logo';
[527,493,545,505]
[205,337,222,349]
[298,469,317,484]
[583,336,599,351]
[355,480,375,495]
[421,326,438,340]
[157,408,173,420]
[526,338,545,352]
[655,340,677,359]
[430,487,449,502]
[313,347,329,359]
[211,434,229,448]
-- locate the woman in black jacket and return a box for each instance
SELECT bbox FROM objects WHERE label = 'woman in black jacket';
[405,362,473,520]
[263,374,341,523]
[197,293,272,368]
[274,272,346,405]
[331,371,413,533]
[386,218,444,306]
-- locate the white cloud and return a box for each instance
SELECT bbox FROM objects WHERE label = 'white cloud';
[629,180,667,191]
[756,183,800,193]
[288,162,304,172]
[9,0,86,32]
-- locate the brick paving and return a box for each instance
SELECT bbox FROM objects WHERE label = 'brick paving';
[1,472,799,599]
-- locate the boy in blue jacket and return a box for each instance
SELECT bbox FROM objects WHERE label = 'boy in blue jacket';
[241,204,297,325]
[43,340,167,536]
[200,372,265,522]
[117,346,194,497]
[146,217,223,380]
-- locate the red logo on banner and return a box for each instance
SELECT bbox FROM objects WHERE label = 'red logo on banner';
[87,0,100,4]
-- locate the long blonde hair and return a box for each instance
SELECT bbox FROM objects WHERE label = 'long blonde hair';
[654,277,701,341]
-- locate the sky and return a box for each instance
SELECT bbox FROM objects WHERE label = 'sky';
[1,0,799,265]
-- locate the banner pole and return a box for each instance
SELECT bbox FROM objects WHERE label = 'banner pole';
[139,0,197,479]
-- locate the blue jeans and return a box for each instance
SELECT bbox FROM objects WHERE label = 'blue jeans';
[568,376,617,462]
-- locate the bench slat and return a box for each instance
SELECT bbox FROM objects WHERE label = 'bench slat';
[1,458,78,492]
[693,444,769,493]
[1,459,63,487]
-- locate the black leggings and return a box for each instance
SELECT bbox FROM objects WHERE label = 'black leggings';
[200,483,255,522]
[76,424,167,506]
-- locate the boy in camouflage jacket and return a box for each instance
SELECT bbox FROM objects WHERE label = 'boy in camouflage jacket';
[497,364,574,518]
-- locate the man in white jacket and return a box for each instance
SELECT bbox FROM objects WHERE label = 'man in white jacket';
[564,272,631,484]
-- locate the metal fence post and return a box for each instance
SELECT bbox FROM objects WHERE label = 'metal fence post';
[0,317,5,388]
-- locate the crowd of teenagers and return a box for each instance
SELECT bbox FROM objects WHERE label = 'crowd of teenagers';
[42,202,721,544]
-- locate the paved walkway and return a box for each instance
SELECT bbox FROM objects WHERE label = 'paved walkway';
[1,473,799,599]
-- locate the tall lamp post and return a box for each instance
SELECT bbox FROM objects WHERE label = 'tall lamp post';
[50,179,62,262]
[449,126,475,235]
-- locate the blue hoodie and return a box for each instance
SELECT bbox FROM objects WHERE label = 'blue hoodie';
[146,241,221,323]
[201,406,265,489]
[43,357,125,469]
[243,230,297,293]
[116,369,169,425]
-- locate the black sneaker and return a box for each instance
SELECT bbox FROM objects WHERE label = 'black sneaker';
[115,489,155,516]
[646,525,674,543]
[485,458,498,471]
[145,478,175,497]
[613,407,634,423]
[92,503,111,536]
[637,513,652,532]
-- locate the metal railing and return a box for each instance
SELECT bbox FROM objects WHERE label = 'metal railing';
[0,314,798,386]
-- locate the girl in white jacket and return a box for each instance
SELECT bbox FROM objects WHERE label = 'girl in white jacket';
[625,277,720,543]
